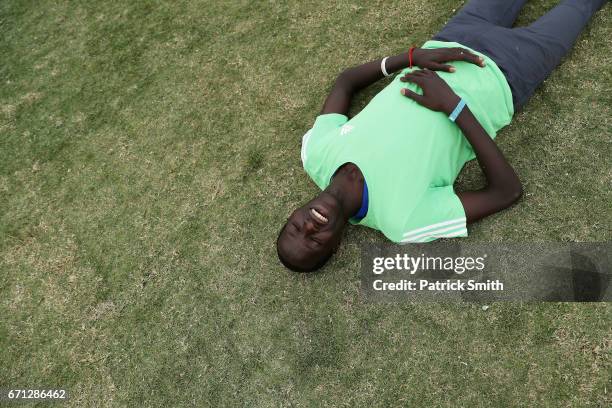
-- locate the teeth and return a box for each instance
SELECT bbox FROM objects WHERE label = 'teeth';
[311,208,328,223]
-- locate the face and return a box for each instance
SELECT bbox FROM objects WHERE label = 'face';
[277,192,347,271]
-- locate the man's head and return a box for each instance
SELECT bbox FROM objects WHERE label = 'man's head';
[277,192,348,272]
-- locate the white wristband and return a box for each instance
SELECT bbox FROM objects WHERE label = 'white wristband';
[381,56,391,77]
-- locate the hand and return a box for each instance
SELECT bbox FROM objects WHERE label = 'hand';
[400,69,460,114]
[412,47,485,72]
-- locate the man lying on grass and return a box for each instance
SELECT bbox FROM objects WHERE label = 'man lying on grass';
[277,0,607,272]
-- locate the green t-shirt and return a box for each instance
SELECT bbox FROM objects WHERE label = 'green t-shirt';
[301,40,514,243]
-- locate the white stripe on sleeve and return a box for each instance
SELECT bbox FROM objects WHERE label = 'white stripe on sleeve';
[402,222,466,243]
[402,217,466,240]
[414,227,468,243]
[301,128,313,166]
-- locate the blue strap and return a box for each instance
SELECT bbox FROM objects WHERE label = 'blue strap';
[449,98,466,122]
[353,180,369,221]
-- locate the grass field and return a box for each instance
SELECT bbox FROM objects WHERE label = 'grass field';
[1,0,611,406]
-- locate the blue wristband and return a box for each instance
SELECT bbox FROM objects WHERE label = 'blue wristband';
[448,98,466,122]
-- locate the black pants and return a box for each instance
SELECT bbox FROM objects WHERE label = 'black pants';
[433,0,607,111]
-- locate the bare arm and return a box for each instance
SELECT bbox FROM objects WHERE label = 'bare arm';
[453,107,523,222]
[400,69,522,223]
[320,51,411,115]
[321,47,485,116]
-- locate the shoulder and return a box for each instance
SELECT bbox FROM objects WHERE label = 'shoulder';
[301,113,348,168]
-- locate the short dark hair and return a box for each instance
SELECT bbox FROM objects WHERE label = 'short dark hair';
[276,223,332,272]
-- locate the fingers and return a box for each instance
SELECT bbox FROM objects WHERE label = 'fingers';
[455,48,485,67]
[400,88,424,104]
[399,73,421,84]
[400,69,437,82]
[433,63,455,73]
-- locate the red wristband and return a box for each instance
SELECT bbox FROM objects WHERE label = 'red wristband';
[409,46,416,69]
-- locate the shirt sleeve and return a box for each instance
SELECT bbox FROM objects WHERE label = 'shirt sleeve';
[401,185,468,243]
[301,113,348,167]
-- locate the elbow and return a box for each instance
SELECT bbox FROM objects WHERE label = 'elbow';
[501,180,523,207]
[337,68,351,78]
[338,67,356,80]
[490,179,523,210]
[335,70,355,93]
[508,185,523,206]
[509,177,523,203]
[336,69,350,84]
